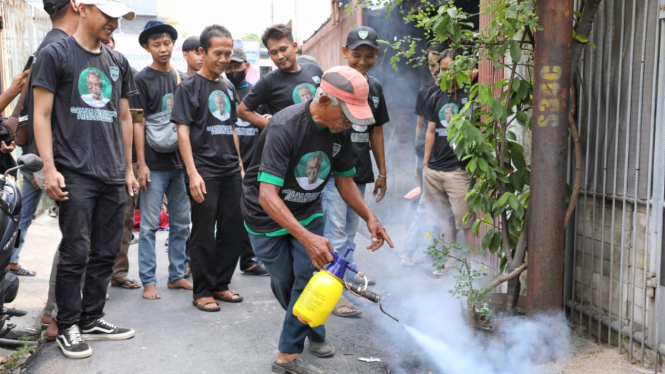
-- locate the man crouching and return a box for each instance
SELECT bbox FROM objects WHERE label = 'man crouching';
[241,66,393,374]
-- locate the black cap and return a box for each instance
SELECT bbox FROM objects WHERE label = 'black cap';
[231,48,247,63]
[182,36,200,52]
[43,0,70,15]
[139,20,178,47]
[345,26,378,50]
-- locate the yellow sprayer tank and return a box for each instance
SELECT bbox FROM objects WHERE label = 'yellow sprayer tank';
[293,270,344,327]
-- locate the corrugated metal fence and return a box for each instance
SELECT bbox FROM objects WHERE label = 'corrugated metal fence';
[0,0,50,116]
[564,0,665,368]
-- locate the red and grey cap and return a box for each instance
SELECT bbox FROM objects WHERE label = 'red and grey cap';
[75,0,135,20]
[320,66,375,127]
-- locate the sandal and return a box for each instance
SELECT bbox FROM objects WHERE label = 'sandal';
[192,298,220,312]
[332,296,362,318]
[111,278,141,289]
[213,290,243,303]
[399,255,415,267]
[9,266,36,277]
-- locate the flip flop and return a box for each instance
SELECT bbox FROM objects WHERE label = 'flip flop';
[9,266,36,277]
[111,278,141,289]
[192,299,220,312]
[242,264,269,276]
[332,296,362,318]
[399,255,415,267]
[213,291,243,303]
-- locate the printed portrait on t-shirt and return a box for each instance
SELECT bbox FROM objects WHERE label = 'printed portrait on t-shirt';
[162,93,175,111]
[208,90,232,122]
[78,68,111,108]
[292,83,316,104]
[294,151,331,191]
[437,103,459,136]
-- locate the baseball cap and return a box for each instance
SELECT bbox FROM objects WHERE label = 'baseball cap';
[139,20,178,47]
[345,26,378,50]
[75,0,135,21]
[320,66,375,127]
[43,0,71,15]
[231,48,247,63]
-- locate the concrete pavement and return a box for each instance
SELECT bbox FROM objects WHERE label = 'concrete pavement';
[11,213,440,374]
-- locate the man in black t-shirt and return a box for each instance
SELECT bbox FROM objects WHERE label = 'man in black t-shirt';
[423,49,477,275]
[321,27,390,317]
[171,25,245,312]
[223,47,268,276]
[134,21,192,300]
[400,43,446,266]
[237,24,323,129]
[32,0,138,359]
[242,66,393,374]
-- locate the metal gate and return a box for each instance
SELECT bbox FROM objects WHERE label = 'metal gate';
[564,0,665,368]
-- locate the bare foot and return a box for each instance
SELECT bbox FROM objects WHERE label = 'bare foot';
[46,320,57,340]
[167,278,193,290]
[142,284,161,300]
[41,314,52,325]
[276,353,297,364]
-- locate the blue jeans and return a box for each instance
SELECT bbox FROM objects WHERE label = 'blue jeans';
[13,176,44,264]
[401,155,430,258]
[248,217,326,354]
[138,169,190,285]
[321,179,366,282]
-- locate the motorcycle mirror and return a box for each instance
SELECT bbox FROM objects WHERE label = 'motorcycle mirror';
[17,154,43,174]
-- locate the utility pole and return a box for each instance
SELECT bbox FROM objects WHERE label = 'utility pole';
[527,0,574,314]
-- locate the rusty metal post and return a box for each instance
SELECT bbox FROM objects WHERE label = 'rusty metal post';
[526,0,574,314]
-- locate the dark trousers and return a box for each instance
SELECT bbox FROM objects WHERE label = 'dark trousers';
[248,217,326,354]
[55,169,125,329]
[189,175,242,300]
[239,232,257,270]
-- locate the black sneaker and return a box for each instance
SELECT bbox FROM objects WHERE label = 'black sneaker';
[79,319,135,341]
[56,325,92,359]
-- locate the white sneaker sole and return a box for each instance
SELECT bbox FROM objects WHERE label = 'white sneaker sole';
[56,339,92,359]
[81,329,135,341]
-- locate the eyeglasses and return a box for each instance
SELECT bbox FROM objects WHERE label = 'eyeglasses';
[337,106,352,124]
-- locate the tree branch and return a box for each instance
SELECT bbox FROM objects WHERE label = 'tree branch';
[570,0,602,69]
[565,82,583,228]
[510,209,529,268]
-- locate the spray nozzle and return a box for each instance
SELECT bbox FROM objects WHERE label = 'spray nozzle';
[344,281,399,323]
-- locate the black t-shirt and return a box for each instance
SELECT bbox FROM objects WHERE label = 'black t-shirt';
[415,81,438,157]
[134,67,185,170]
[348,75,390,184]
[129,67,140,164]
[424,88,470,172]
[170,73,240,180]
[22,28,69,156]
[242,63,323,115]
[242,101,356,235]
[235,83,261,170]
[32,37,137,184]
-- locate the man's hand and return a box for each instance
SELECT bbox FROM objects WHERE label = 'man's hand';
[8,71,29,97]
[301,233,335,269]
[366,216,393,251]
[44,168,68,201]
[373,177,387,202]
[30,177,40,190]
[262,114,272,120]
[138,164,151,192]
[0,141,15,154]
[189,172,206,203]
[126,170,139,197]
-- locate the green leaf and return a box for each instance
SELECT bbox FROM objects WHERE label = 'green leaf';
[575,34,589,43]
[508,193,520,211]
[510,40,522,62]
[489,231,502,253]
[467,157,478,174]
[452,23,461,42]
[497,192,511,206]
[589,41,597,49]
[512,78,521,93]
[491,99,506,121]
[574,11,583,18]
[516,111,528,126]
[478,158,488,171]
[479,84,493,105]
[511,148,527,169]
[482,228,494,250]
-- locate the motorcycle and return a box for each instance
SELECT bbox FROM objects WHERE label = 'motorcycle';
[0,154,43,342]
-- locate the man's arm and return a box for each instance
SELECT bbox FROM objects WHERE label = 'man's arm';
[369,126,387,202]
[177,124,206,203]
[334,175,393,251]
[424,121,436,168]
[134,118,150,192]
[258,182,334,269]
[414,115,425,184]
[33,87,67,201]
[237,101,269,129]
[120,98,138,196]
[0,71,29,115]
